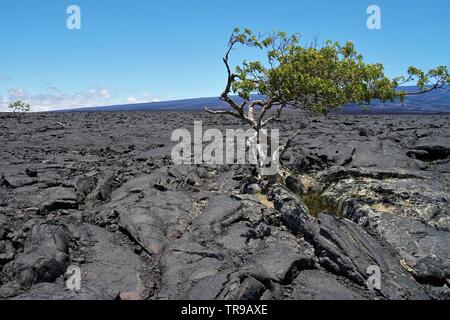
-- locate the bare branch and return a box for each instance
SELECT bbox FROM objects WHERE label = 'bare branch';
[260,116,275,128]
[256,98,278,126]
[259,103,286,128]
[220,35,243,112]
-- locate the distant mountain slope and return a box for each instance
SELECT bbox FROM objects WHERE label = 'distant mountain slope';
[60,86,450,114]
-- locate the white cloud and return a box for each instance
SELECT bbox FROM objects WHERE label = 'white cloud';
[126,92,161,104]
[0,87,160,112]
[142,92,160,102]
[99,89,110,99]
[126,96,137,103]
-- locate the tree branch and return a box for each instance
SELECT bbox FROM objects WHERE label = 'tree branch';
[220,37,242,112]
[259,102,286,128]
[403,81,446,96]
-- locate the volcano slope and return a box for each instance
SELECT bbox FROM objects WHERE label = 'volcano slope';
[0,111,449,300]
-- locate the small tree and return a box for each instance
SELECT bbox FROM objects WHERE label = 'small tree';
[205,28,450,176]
[8,100,31,114]
[8,100,31,123]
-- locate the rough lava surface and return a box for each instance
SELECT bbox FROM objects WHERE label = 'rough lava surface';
[0,111,449,300]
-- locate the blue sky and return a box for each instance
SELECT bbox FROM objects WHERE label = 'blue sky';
[0,0,449,111]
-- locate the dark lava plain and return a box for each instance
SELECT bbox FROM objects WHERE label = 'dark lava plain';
[0,111,449,300]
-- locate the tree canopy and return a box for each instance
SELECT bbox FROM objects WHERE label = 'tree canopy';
[206,28,450,130]
[8,100,31,113]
